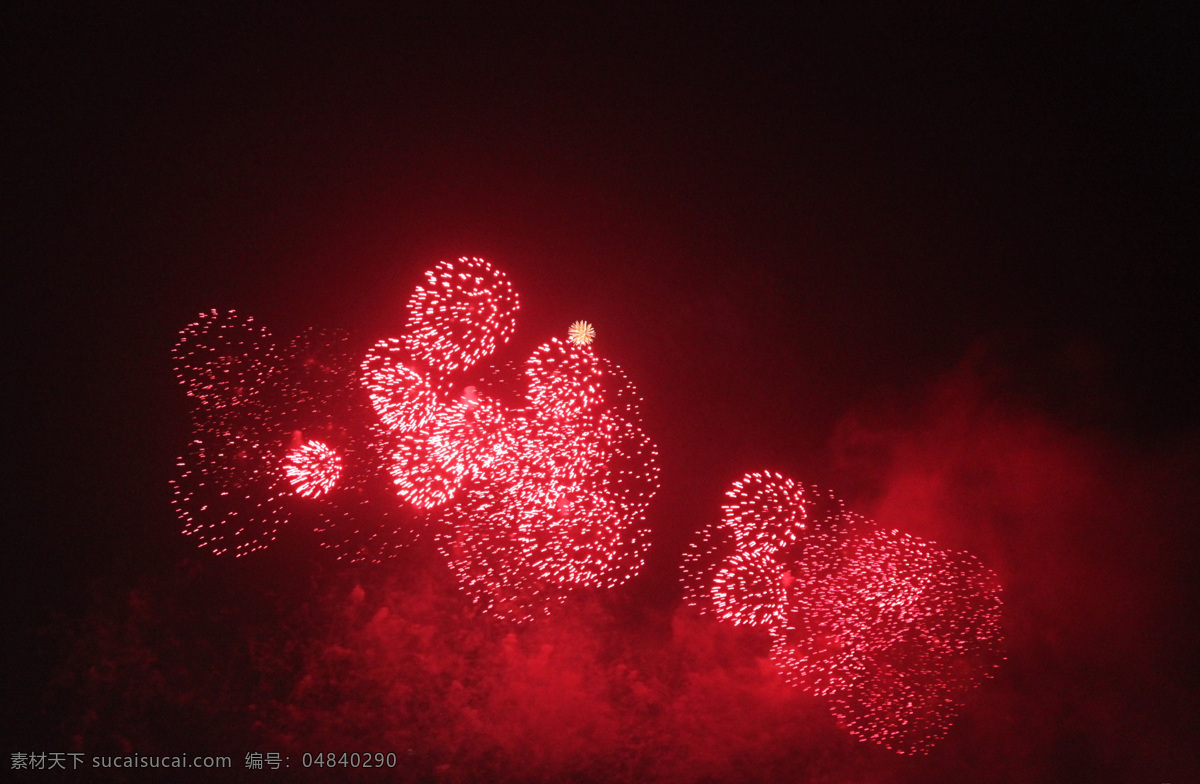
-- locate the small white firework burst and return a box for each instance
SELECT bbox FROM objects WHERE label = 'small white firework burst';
[568,320,595,346]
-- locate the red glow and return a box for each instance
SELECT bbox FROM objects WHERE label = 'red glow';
[710,549,787,627]
[432,381,658,621]
[170,311,291,557]
[171,310,416,562]
[172,309,280,414]
[170,434,289,557]
[722,471,807,552]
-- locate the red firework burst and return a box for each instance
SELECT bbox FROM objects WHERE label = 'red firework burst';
[710,549,788,627]
[172,259,659,615]
[172,311,421,562]
[681,470,1003,754]
[523,486,629,587]
[404,256,519,374]
[172,309,281,415]
[170,434,291,557]
[435,412,655,611]
[434,485,572,623]
[428,393,525,482]
[385,432,465,509]
[361,338,439,433]
[428,345,658,616]
[682,473,849,627]
[773,528,1004,754]
[525,338,604,420]
[722,471,808,553]
[282,440,344,498]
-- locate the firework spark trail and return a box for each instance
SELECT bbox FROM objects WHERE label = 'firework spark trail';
[172,309,281,418]
[358,261,659,617]
[781,527,1005,754]
[169,257,1007,750]
[681,470,1003,754]
[682,474,851,627]
[386,432,466,509]
[172,433,292,557]
[526,338,606,420]
[434,485,573,623]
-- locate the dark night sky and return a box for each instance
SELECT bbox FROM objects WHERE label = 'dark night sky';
[5,5,1199,781]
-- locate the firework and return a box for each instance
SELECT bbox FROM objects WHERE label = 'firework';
[593,356,644,421]
[282,439,344,498]
[435,485,572,623]
[385,432,465,509]
[436,411,656,613]
[172,309,282,417]
[774,528,1004,754]
[682,473,850,627]
[170,311,292,556]
[170,434,292,557]
[429,342,658,617]
[680,470,1003,754]
[283,326,359,414]
[568,320,595,345]
[523,487,629,587]
[171,258,659,611]
[172,311,421,562]
[307,422,422,563]
[427,393,524,483]
[593,412,659,515]
[722,471,809,554]
[361,339,440,433]
[526,338,605,420]
[404,256,519,375]
[710,549,788,627]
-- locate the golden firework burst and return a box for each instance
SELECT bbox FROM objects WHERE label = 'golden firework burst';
[568,320,596,346]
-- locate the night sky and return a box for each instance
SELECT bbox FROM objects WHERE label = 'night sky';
[6,6,1199,782]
